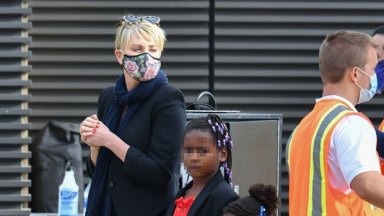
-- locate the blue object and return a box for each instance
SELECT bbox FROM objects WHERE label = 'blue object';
[376,129,384,157]
[375,60,384,94]
[260,205,267,216]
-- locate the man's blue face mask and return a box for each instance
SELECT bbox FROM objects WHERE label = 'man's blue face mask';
[376,60,384,94]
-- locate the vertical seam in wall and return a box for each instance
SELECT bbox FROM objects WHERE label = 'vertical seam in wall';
[209,0,215,94]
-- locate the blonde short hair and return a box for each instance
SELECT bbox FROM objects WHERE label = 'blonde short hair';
[319,30,376,84]
[114,15,167,51]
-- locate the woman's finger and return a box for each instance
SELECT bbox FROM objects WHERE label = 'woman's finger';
[90,114,98,120]
[80,124,96,134]
[82,131,95,137]
[85,116,98,124]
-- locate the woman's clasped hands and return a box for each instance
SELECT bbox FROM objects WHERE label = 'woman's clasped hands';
[80,114,113,148]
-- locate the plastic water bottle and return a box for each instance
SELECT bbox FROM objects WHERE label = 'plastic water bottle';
[58,161,79,216]
[83,180,91,216]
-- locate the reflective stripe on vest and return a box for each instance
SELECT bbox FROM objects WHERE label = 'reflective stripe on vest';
[287,102,354,215]
[309,104,352,214]
[285,127,296,175]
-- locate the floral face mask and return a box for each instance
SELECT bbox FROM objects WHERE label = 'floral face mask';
[121,52,161,81]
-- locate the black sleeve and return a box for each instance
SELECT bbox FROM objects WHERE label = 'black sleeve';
[123,87,186,188]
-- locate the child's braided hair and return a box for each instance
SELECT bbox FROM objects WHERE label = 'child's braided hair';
[184,114,234,183]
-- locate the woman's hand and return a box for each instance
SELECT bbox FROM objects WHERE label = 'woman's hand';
[80,114,100,146]
[80,114,102,166]
[86,121,116,148]
[80,114,115,148]
[80,114,129,162]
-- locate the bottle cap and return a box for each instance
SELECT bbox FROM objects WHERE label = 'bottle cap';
[65,159,73,172]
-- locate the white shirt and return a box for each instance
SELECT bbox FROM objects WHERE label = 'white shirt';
[319,95,380,194]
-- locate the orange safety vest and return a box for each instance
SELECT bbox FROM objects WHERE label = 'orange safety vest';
[286,98,384,216]
[379,120,384,132]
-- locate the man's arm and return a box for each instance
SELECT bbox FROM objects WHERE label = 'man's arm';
[351,171,384,208]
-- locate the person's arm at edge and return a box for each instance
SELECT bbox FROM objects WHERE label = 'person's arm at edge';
[350,171,384,208]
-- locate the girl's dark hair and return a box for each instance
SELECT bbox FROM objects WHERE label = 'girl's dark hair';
[223,184,278,216]
[184,114,233,183]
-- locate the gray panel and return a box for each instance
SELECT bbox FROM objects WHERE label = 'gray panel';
[0,0,31,215]
[230,120,278,195]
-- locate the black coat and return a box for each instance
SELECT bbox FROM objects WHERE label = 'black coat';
[165,170,240,216]
[87,83,186,216]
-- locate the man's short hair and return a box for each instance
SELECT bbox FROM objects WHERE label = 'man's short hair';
[319,30,375,84]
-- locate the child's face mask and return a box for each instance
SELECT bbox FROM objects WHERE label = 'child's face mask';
[121,52,161,82]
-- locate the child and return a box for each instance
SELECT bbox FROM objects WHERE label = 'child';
[165,114,239,216]
[223,184,278,216]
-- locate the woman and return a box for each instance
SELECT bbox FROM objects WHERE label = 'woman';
[79,14,186,216]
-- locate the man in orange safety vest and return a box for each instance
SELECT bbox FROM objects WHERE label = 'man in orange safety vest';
[286,30,384,215]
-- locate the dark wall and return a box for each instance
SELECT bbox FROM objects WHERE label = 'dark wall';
[0,0,378,215]
[0,0,32,215]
